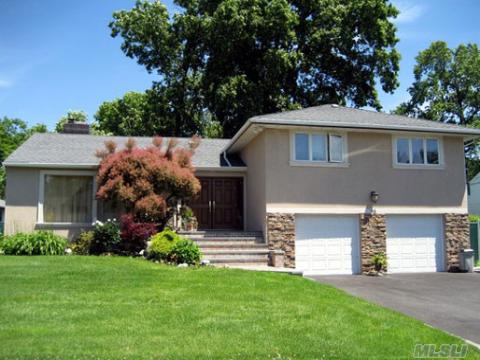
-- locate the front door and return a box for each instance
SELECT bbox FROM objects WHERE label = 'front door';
[190,177,243,230]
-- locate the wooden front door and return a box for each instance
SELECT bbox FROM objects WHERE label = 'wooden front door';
[190,177,243,230]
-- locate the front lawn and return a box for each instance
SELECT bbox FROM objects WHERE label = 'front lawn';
[0,257,477,359]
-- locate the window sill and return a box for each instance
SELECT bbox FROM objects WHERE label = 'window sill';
[36,222,95,229]
[393,163,445,170]
[289,160,350,168]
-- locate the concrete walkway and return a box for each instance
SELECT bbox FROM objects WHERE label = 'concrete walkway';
[309,273,480,345]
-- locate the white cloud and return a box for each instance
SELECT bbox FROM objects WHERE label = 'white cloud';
[393,1,424,24]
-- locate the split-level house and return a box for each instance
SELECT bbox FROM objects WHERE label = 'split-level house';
[4,105,478,275]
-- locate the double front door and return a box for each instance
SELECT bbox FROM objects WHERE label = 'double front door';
[190,177,243,230]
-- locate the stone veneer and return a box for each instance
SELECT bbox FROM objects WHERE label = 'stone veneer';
[360,214,387,274]
[444,213,470,271]
[265,212,470,273]
[266,213,295,268]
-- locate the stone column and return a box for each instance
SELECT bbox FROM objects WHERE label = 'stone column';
[266,213,295,268]
[444,213,470,271]
[360,214,386,274]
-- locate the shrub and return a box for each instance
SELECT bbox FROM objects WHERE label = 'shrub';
[120,214,157,254]
[0,231,67,255]
[169,239,201,265]
[148,229,181,260]
[469,214,480,223]
[90,220,121,254]
[71,231,94,255]
[372,252,387,272]
[95,136,201,228]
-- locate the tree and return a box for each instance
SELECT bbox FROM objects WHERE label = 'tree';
[110,0,400,137]
[55,110,88,133]
[0,117,47,198]
[96,136,201,228]
[95,90,224,138]
[394,41,480,179]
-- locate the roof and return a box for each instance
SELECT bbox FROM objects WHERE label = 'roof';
[4,133,245,169]
[226,104,480,152]
[0,200,4,208]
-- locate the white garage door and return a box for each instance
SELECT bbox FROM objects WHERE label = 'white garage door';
[386,215,444,273]
[295,215,360,275]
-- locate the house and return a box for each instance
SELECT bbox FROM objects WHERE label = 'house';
[468,172,480,215]
[3,105,479,275]
[0,199,5,233]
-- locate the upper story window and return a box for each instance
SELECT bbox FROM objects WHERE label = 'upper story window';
[394,136,442,167]
[40,172,96,224]
[292,132,346,164]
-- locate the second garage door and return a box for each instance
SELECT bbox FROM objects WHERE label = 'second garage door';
[295,215,361,275]
[386,215,444,273]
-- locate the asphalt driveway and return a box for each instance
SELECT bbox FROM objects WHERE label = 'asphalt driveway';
[309,273,480,344]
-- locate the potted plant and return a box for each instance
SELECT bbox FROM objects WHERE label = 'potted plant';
[372,252,387,274]
[181,206,198,232]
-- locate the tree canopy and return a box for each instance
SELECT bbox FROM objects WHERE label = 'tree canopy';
[395,41,480,127]
[110,0,400,137]
[394,41,480,179]
[95,91,223,138]
[0,117,47,198]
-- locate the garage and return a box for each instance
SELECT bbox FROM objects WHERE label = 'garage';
[295,215,361,275]
[386,215,444,273]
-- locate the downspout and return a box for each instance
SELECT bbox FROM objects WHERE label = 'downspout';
[223,151,232,167]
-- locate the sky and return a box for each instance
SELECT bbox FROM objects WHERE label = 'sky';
[0,0,479,131]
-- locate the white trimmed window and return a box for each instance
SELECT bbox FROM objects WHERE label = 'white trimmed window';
[39,171,96,224]
[394,137,442,167]
[293,132,346,163]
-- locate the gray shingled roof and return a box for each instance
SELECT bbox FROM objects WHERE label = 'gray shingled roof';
[250,104,480,135]
[4,133,242,168]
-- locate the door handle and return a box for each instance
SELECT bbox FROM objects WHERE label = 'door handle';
[209,200,212,212]
[213,201,216,212]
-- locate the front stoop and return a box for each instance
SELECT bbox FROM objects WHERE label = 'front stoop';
[180,231,270,266]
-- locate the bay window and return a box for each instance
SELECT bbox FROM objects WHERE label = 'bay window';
[394,137,441,167]
[40,172,96,224]
[293,132,346,164]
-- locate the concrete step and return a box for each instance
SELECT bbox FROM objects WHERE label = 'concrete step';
[202,249,269,261]
[193,239,264,247]
[197,243,268,249]
[180,231,263,238]
[207,258,269,265]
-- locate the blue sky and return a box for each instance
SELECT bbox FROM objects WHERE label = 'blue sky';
[0,0,479,130]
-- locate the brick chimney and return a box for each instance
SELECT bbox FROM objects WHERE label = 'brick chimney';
[62,115,90,135]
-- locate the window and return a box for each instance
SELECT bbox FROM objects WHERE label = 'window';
[293,132,346,164]
[394,137,441,167]
[42,174,94,223]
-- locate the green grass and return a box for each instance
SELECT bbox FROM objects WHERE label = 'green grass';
[0,257,478,360]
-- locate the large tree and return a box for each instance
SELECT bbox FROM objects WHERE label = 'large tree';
[110,0,400,137]
[0,117,47,198]
[394,41,480,179]
[95,91,223,138]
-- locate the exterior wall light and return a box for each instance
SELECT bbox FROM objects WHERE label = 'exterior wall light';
[370,190,379,203]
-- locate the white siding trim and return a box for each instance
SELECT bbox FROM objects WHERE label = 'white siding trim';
[266,205,467,214]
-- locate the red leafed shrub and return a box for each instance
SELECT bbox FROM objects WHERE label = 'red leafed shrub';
[96,136,201,227]
[119,214,157,253]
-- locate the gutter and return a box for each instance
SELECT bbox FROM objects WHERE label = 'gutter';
[3,162,98,169]
[224,118,480,153]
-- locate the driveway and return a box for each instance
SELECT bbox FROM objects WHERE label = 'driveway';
[309,273,480,344]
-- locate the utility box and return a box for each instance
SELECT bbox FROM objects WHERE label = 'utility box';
[459,249,475,273]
